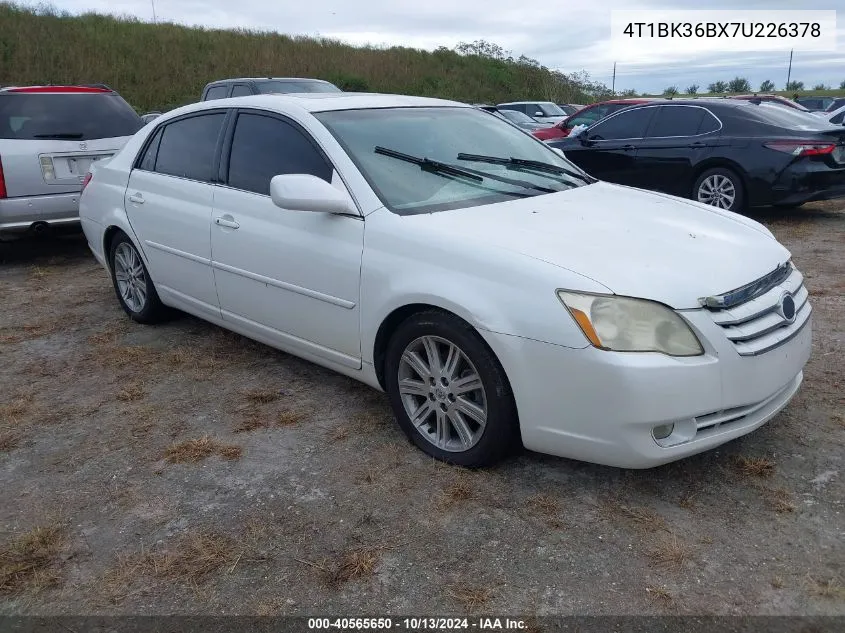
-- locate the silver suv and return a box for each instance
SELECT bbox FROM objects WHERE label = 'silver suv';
[0,85,143,236]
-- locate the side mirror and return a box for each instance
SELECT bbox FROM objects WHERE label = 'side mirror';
[270,174,353,214]
[551,147,566,157]
[533,111,544,117]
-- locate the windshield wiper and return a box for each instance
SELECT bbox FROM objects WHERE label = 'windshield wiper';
[33,133,84,140]
[374,146,557,195]
[456,153,596,184]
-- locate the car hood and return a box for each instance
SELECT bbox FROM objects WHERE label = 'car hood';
[410,182,790,309]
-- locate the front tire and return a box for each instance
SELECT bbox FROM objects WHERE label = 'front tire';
[693,167,745,212]
[384,310,519,467]
[109,233,167,323]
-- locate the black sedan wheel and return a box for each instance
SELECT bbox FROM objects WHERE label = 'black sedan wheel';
[694,167,745,212]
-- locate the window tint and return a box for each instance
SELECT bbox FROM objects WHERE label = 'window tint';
[647,106,706,137]
[831,111,845,125]
[138,128,162,171]
[227,113,332,195]
[697,110,721,134]
[204,86,228,100]
[255,80,341,94]
[231,84,252,97]
[567,103,623,128]
[588,107,656,140]
[0,93,142,140]
[154,114,225,182]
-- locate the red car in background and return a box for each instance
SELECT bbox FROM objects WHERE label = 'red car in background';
[532,98,657,141]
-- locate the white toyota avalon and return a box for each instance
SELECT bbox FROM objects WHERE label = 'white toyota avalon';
[78,93,812,469]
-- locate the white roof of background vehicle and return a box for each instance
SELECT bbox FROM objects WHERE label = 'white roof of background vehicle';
[497,100,557,105]
[164,93,469,120]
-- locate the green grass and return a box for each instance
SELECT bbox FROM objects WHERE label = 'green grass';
[0,2,604,112]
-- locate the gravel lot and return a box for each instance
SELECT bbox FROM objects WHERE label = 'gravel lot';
[1,202,843,616]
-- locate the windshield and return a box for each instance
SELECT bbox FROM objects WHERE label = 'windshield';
[747,102,844,131]
[538,103,566,117]
[255,80,341,94]
[500,110,535,124]
[316,107,587,215]
[0,93,143,140]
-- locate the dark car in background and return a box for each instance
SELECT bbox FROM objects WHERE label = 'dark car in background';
[549,99,845,212]
[730,94,811,112]
[533,98,657,141]
[201,77,342,101]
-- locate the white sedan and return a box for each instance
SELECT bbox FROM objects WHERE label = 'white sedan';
[79,93,812,468]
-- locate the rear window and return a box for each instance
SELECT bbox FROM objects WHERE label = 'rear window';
[0,93,143,140]
[254,81,341,94]
[745,102,843,131]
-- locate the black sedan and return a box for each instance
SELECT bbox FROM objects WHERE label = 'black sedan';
[549,99,845,211]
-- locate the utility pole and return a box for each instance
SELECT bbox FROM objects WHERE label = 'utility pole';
[786,49,793,90]
[151,0,157,24]
[612,62,616,95]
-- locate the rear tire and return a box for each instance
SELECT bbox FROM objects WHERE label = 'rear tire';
[384,310,519,467]
[108,232,168,324]
[693,167,745,212]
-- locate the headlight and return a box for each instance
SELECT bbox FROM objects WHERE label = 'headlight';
[557,291,704,356]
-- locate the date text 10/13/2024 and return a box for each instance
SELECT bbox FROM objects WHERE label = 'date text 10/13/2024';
[307,618,529,630]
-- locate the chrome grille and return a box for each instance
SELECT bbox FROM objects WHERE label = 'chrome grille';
[705,264,812,356]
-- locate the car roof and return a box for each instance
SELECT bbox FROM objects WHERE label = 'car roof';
[162,93,469,117]
[206,77,333,85]
[0,85,115,94]
[496,101,558,105]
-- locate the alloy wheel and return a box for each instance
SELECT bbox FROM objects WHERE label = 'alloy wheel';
[113,242,147,313]
[697,174,736,209]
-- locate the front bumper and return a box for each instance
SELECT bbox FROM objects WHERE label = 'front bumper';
[0,192,81,231]
[481,309,812,469]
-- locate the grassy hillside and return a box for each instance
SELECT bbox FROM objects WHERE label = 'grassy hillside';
[0,3,606,112]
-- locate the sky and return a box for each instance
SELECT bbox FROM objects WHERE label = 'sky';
[39,0,845,94]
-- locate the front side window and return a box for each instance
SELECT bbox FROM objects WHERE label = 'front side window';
[586,107,657,140]
[226,113,332,195]
[647,106,707,138]
[538,103,566,117]
[154,113,226,182]
[316,106,588,215]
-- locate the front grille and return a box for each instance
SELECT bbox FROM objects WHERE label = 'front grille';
[705,263,812,356]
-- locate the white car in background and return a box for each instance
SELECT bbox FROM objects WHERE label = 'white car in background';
[79,93,812,469]
[496,101,569,125]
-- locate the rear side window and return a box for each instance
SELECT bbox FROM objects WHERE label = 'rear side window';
[0,93,142,140]
[697,110,721,134]
[588,106,657,140]
[138,128,162,171]
[226,112,332,195]
[647,106,706,137]
[204,86,228,100]
[831,111,845,125]
[231,84,252,97]
[154,113,226,182]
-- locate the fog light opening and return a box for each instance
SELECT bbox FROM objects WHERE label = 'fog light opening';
[652,423,675,441]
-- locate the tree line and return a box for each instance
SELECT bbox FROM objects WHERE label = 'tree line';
[662,77,845,96]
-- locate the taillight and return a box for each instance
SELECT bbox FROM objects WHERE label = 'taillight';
[764,140,836,157]
[0,155,6,199]
[81,172,93,193]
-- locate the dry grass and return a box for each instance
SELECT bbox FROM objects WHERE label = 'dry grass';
[436,473,475,510]
[447,585,493,611]
[772,576,785,589]
[678,493,696,510]
[242,388,280,405]
[647,534,690,570]
[319,548,380,588]
[612,504,669,534]
[0,321,61,344]
[831,413,845,429]
[527,493,561,516]
[352,410,391,430]
[0,432,21,452]
[0,393,34,424]
[0,526,64,594]
[163,436,242,463]
[103,530,236,601]
[805,576,845,600]
[277,409,308,427]
[645,586,673,603]
[765,488,796,514]
[731,455,775,478]
[116,382,146,402]
[327,425,350,443]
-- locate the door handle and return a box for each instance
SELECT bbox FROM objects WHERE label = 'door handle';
[214,216,240,229]
[621,144,636,150]
[689,141,707,148]
[128,193,144,204]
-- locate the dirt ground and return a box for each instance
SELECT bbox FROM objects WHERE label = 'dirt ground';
[0,202,843,617]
